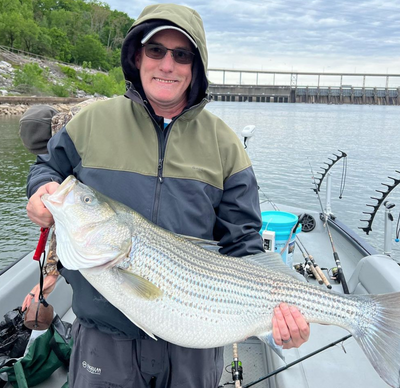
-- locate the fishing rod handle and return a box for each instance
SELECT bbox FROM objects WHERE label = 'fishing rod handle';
[309,255,331,289]
[308,262,323,284]
[335,263,350,294]
[315,266,332,289]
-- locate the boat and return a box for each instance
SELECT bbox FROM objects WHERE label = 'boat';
[1,147,400,388]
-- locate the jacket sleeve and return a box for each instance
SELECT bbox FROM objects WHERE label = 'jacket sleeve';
[26,127,81,198]
[213,166,264,257]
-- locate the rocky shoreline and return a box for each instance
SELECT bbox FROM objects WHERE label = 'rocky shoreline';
[0,97,89,116]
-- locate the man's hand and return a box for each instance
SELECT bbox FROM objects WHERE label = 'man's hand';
[272,303,310,349]
[22,275,58,311]
[26,182,60,227]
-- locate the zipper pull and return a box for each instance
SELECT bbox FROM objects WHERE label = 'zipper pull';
[158,159,164,183]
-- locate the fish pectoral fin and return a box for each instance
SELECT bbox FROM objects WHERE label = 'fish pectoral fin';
[118,269,163,300]
[257,332,286,362]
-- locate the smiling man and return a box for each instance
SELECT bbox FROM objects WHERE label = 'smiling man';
[26,4,309,388]
[135,29,194,117]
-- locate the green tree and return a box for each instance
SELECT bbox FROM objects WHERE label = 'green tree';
[0,0,21,14]
[0,12,24,48]
[48,27,73,62]
[73,34,108,69]
[32,27,52,57]
[20,18,40,52]
[107,48,121,68]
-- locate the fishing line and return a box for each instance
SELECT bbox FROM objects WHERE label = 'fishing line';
[258,186,279,211]
[339,153,347,199]
[242,334,352,388]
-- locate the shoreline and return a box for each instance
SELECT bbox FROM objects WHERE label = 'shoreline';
[0,96,89,116]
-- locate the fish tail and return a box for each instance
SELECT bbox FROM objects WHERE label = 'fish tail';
[352,292,400,388]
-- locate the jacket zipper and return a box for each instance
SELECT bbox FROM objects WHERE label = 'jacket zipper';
[150,99,209,224]
[127,89,209,225]
[151,112,168,225]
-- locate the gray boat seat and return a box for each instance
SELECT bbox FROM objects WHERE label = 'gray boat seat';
[61,307,76,324]
[348,254,400,294]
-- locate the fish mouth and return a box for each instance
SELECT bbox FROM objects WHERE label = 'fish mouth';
[41,175,78,208]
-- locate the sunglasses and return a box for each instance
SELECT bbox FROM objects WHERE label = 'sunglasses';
[142,43,195,65]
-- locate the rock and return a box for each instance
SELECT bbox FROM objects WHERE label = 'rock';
[0,60,12,69]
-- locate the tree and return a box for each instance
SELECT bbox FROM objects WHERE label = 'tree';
[20,18,40,52]
[0,12,24,48]
[103,11,133,50]
[48,27,73,62]
[0,0,21,14]
[89,2,110,34]
[73,34,107,69]
[33,27,52,56]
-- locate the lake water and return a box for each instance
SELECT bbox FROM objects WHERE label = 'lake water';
[1,102,400,271]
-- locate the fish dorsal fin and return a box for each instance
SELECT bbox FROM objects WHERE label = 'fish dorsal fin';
[118,269,163,300]
[245,251,303,281]
[177,234,221,252]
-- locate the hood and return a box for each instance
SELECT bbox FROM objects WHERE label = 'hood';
[121,3,209,110]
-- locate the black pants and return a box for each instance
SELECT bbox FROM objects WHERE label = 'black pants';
[69,321,224,388]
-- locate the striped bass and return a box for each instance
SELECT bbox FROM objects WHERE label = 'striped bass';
[42,175,400,388]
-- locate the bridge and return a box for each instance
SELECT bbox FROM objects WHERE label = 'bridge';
[207,69,400,105]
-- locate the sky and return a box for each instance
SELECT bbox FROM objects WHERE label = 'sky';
[103,0,400,86]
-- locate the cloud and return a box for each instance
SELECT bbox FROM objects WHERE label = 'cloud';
[104,0,400,73]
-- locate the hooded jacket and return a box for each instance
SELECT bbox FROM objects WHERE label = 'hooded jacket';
[27,4,263,337]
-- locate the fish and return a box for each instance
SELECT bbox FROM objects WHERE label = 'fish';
[42,175,400,388]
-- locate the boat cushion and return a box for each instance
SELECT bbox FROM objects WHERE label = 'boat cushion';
[348,254,400,294]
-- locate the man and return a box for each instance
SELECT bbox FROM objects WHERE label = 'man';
[26,4,309,387]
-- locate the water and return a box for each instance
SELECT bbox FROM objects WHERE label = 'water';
[1,103,400,271]
[0,116,36,270]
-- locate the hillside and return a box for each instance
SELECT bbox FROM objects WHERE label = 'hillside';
[0,46,125,100]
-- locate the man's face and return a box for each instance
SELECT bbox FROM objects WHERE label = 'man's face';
[135,29,193,116]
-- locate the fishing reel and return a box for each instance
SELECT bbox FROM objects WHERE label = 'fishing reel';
[294,263,306,277]
[0,308,31,365]
[231,359,243,384]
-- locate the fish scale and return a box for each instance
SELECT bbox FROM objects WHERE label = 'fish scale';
[119,218,366,341]
[42,175,400,388]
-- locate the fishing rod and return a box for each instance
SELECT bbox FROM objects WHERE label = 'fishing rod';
[309,160,349,294]
[295,238,322,284]
[242,334,352,388]
[308,255,332,289]
[231,342,243,388]
[295,234,332,289]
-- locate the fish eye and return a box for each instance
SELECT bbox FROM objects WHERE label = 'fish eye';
[82,194,94,204]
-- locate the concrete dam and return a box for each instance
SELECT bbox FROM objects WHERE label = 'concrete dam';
[207,69,400,105]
